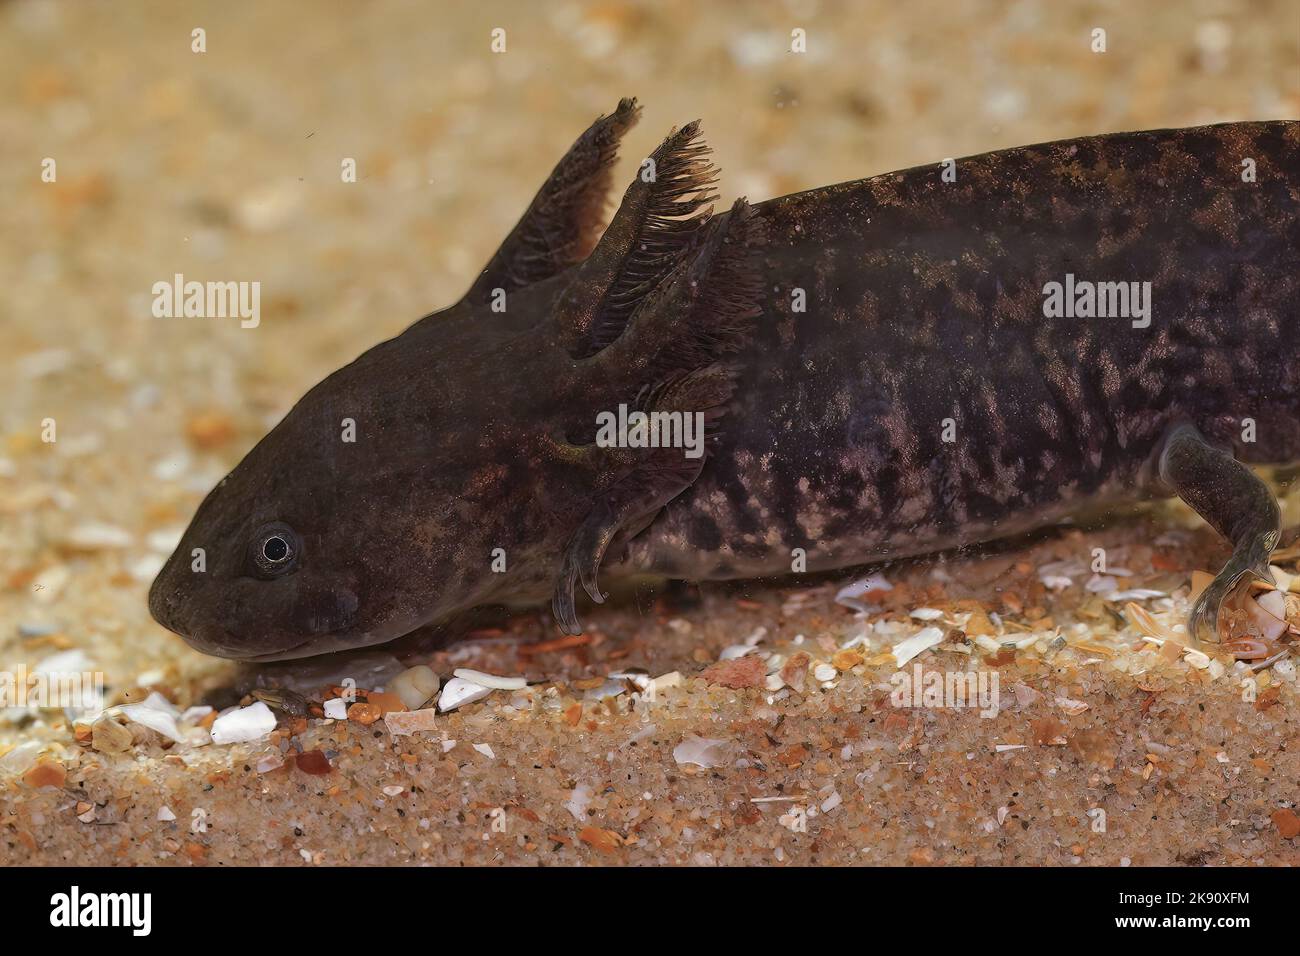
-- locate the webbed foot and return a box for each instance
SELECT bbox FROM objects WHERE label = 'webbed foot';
[1158,425,1280,646]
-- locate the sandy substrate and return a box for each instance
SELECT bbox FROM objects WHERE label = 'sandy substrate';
[2,0,1299,865]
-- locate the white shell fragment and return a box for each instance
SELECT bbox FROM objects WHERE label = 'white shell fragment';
[451,668,527,690]
[34,649,94,678]
[323,698,348,720]
[652,672,683,694]
[437,677,492,712]
[1106,589,1166,602]
[583,679,628,701]
[835,573,892,611]
[65,522,134,550]
[120,692,186,744]
[673,736,732,768]
[565,783,593,821]
[1245,591,1289,641]
[210,701,277,745]
[891,626,945,667]
[1258,588,1287,619]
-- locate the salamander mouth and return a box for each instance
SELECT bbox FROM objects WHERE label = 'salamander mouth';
[232,639,315,663]
[167,621,313,662]
[230,627,408,663]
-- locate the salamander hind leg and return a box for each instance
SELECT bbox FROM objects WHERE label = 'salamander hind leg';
[1158,425,1281,646]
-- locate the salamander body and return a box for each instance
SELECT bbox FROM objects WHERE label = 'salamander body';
[148,102,1300,660]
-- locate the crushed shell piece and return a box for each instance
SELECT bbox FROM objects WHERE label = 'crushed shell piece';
[452,668,527,690]
[210,701,276,745]
[438,677,492,712]
[119,692,187,744]
[892,627,945,666]
[673,736,731,768]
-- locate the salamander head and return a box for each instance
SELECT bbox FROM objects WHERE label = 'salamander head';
[146,424,378,662]
[147,300,571,662]
[149,99,766,661]
[145,354,450,662]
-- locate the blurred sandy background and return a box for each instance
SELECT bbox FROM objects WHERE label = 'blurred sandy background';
[0,1,1298,865]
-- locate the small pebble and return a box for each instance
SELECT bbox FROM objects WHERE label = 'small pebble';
[389,665,440,709]
[0,741,44,776]
[295,750,332,775]
[255,753,285,774]
[91,715,133,754]
[22,760,66,789]
[384,708,438,736]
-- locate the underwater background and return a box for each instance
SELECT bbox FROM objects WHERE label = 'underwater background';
[2,0,1299,864]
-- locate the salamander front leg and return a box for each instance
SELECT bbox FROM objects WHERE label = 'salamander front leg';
[1158,425,1280,646]
[551,367,737,636]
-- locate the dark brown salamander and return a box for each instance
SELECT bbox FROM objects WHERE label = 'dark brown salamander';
[148,99,1300,660]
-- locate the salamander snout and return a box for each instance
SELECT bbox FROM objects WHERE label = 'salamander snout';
[147,557,188,640]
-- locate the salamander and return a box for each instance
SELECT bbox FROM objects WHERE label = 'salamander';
[148,99,1300,661]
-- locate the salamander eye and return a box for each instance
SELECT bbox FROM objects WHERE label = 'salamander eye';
[251,524,299,577]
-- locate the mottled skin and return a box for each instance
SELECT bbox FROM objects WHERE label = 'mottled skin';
[149,100,1300,661]
[631,120,1300,579]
